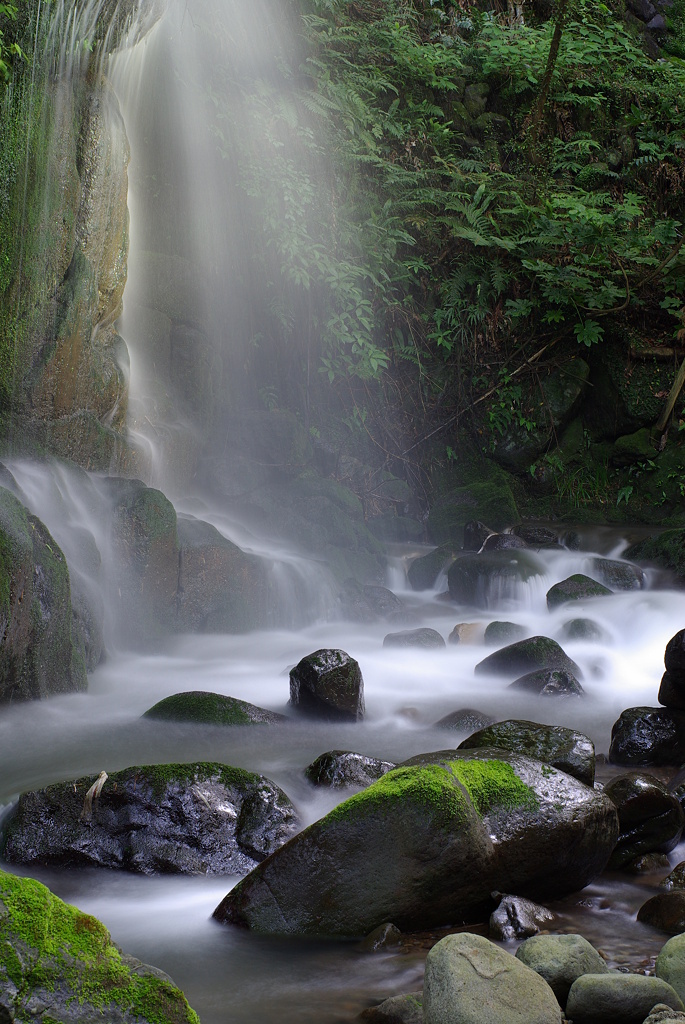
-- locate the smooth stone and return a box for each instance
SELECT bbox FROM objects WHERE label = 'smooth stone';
[666,630,685,678]
[423,932,562,1024]
[483,620,526,645]
[508,668,584,698]
[638,892,685,934]
[559,618,606,642]
[359,993,423,1024]
[660,672,685,712]
[458,719,595,786]
[604,772,684,868]
[359,922,402,953]
[383,628,445,649]
[289,649,365,722]
[515,933,609,1007]
[143,690,288,726]
[512,525,560,547]
[609,707,685,766]
[448,622,485,644]
[658,934,685,1004]
[475,636,581,680]
[488,893,554,941]
[481,532,527,550]
[590,557,645,590]
[546,574,612,610]
[434,708,496,732]
[566,973,684,1023]
[305,750,395,788]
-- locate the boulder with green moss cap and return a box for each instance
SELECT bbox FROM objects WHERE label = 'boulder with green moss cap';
[0,868,199,1024]
[213,749,618,937]
[458,720,595,786]
[143,690,288,726]
[1,761,299,875]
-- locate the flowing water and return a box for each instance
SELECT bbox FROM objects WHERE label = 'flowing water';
[3,0,685,1019]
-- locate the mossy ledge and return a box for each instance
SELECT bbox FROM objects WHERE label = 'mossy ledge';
[0,868,200,1023]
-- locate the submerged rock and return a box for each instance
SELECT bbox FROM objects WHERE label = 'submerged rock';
[515,933,609,1007]
[0,868,199,1024]
[423,933,562,1024]
[143,690,288,726]
[609,707,685,765]
[558,617,606,642]
[475,636,581,680]
[546,574,612,610]
[458,720,595,786]
[383,628,445,649]
[213,749,618,937]
[1,762,299,875]
[339,579,407,622]
[604,772,684,869]
[289,649,365,722]
[407,545,458,591]
[305,750,395,788]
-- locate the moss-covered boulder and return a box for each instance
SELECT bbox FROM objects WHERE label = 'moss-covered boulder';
[1,762,299,874]
[484,620,527,645]
[604,772,684,869]
[546,574,612,609]
[566,973,683,1023]
[0,869,199,1024]
[289,649,365,722]
[427,483,519,545]
[176,516,269,632]
[213,749,618,937]
[143,690,288,726]
[0,487,86,702]
[475,636,581,680]
[448,551,544,608]
[458,720,595,786]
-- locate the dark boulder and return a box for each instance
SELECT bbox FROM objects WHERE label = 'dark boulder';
[458,720,595,786]
[659,630,685,711]
[143,691,288,726]
[463,520,493,551]
[660,671,685,712]
[508,668,585,698]
[0,868,199,1024]
[609,707,685,766]
[448,552,544,608]
[590,557,645,591]
[383,628,445,649]
[625,530,685,582]
[546,574,612,610]
[638,892,685,935]
[359,922,402,953]
[289,649,364,722]
[1,762,299,875]
[213,749,618,937]
[489,893,554,941]
[482,532,527,551]
[604,773,684,869]
[434,708,496,733]
[512,525,560,548]
[407,545,458,591]
[660,862,685,890]
[359,993,423,1024]
[305,750,395,788]
[475,636,581,680]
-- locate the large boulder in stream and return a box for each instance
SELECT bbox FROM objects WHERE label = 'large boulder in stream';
[609,707,685,765]
[289,649,365,722]
[0,762,299,874]
[213,749,619,937]
[604,772,684,868]
[0,486,86,702]
[0,868,199,1024]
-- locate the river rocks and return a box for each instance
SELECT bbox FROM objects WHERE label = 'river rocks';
[483,620,526,645]
[213,749,619,937]
[482,531,527,551]
[489,893,554,941]
[590,557,645,590]
[434,708,496,732]
[604,773,684,869]
[143,691,288,726]
[559,617,605,642]
[458,720,595,786]
[176,516,269,632]
[546,574,612,609]
[0,487,86,703]
[515,933,610,1006]
[643,1004,685,1024]
[305,750,395,788]
[512,525,560,547]
[657,934,685,1003]
[474,636,581,680]
[422,933,562,1024]
[360,922,403,953]
[383,628,445,649]
[360,993,423,1024]
[565,973,683,1023]
[609,707,685,765]
[661,862,685,890]
[0,762,299,874]
[447,551,543,608]
[0,868,199,1024]
[508,668,585,698]
[289,649,365,721]
[639,893,685,934]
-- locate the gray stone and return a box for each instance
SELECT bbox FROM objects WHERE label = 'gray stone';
[359,993,423,1024]
[609,707,685,766]
[638,892,685,934]
[657,934,685,1005]
[508,668,584,698]
[489,894,554,941]
[605,772,684,868]
[590,557,645,591]
[566,973,683,1023]
[289,649,365,722]
[383,628,445,649]
[423,933,561,1024]
[305,750,395,788]
[515,933,609,1007]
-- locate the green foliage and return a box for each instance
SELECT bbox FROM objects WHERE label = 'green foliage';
[0,2,23,87]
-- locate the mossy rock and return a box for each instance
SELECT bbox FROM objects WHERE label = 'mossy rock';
[546,574,612,609]
[427,482,519,545]
[612,427,656,466]
[586,337,675,438]
[213,749,618,937]
[304,750,395,789]
[1,761,299,874]
[0,487,86,702]
[0,869,200,1024]
[484,621,527,645]
[143,690,288,726]
[458,719,595,786]
[475,635,581,680]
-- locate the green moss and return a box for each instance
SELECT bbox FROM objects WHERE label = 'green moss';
[448,759,539,816]
[144,691,255,726]
[0,869,199,1023]
[109,761,261,800]
[326,765,468,828]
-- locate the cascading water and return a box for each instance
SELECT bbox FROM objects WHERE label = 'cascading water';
[3,1,685,1022]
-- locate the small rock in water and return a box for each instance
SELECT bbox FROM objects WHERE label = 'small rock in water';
[661,862,685,890]
[475,635,581,680]
[433,708,496,733]
[591,556,645,590]
[566,973,684,1023]
[515,933,609,1007]
[546,574,612,610]
[508,668,584,698]
[289,649,365,722]
[489,893,554,941]
[143,690,288,726]
[512,525,560,547]
[383,628,445,649]
[359,922,402,953]
[483,620,526,646]
[623,852,672,875]
[458,719,595,786]
[359,992,423,1023]
[447,622,484,645]
[482,532,527,550]
[639,892,685,934]
[305,751,395,789]
[559,617,606,643]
